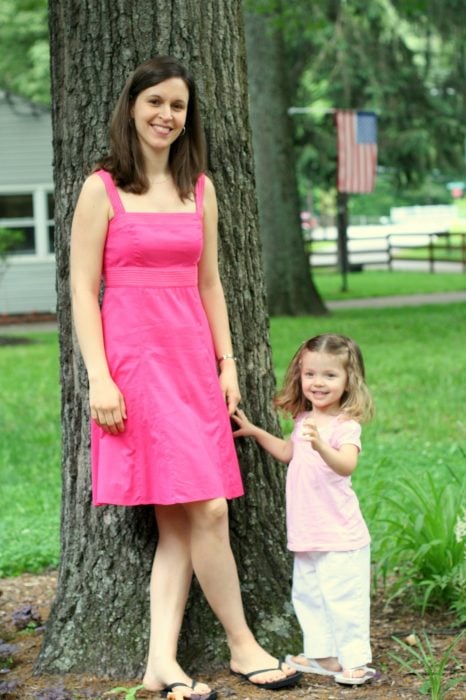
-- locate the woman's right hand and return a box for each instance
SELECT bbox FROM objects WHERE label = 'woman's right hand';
[89,376,127,435]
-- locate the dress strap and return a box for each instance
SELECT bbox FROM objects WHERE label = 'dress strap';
[95,169,125,216]
[194,173,206,214]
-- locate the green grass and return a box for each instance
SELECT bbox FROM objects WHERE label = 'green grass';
[313,269,465,301]
[1,296,465,609]
[0,333,61,576]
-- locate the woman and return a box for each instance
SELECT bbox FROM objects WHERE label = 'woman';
[70,55,301,699]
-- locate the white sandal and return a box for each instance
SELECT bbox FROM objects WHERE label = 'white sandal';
[285,654,339,676]
[335,667,376,685]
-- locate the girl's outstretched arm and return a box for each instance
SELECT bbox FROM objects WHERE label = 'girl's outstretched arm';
[232,409,293,463]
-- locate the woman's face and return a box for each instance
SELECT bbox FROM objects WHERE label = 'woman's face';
[130,77,189,154]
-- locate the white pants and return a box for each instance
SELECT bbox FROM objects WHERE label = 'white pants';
[292,546,371,669]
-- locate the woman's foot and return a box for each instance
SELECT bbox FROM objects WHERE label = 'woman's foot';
[230,639,300,686]
[143,658,212,697]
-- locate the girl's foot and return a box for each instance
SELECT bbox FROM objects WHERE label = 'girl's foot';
[143,659,212,697]
[335,666,376,686]
[285,654,342,675]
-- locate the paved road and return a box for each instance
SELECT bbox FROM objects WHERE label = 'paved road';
[327,290,466,310]
[0,321,58,333]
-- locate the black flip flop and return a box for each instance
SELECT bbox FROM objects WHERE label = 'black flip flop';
[160,680,218,699]
[230,656,302,690]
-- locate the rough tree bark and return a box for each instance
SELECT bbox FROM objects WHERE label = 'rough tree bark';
[244,9,327,316]
[36,0,299,679]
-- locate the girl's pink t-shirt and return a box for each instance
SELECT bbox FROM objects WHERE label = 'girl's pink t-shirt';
[286,412,370,552]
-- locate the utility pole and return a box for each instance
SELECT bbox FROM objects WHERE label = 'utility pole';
[336,191,349,292]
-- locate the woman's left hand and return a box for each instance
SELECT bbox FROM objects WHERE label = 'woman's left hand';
[219,363,241,415]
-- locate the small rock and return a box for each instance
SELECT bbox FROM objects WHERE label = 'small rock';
[11,604,42,630]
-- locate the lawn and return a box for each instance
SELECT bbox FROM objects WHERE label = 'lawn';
[1,284,465,605]
[0,332,61,576]
[313,269,465,301]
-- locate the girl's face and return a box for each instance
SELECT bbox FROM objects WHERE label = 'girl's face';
[130,77,189,154]
[300,350,348,414]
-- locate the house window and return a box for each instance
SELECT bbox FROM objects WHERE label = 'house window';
[47,192,55,253]
[0,194,33,217]
[0,187,54,257]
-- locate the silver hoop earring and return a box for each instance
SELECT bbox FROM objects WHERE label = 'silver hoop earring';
[181,126,186,135]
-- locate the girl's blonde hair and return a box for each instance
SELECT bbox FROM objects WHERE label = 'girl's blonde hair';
[275,333,374,423]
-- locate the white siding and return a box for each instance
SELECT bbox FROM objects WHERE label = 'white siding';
[0,92,56,315]
[0,258,56,314]
[0,93,53,186]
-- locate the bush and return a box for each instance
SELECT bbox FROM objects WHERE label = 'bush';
[376,470,466,622]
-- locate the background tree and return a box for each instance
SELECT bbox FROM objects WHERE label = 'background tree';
[0,0,50,103]
[36,0,298,679]
[4,0,465,298]
[244,7,326,316]
[262,0,466,218]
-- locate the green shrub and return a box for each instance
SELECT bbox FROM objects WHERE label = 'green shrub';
[391,630,466,699]
[376,470,466,621]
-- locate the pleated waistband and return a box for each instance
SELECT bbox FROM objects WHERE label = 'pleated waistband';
[104,266,198,287]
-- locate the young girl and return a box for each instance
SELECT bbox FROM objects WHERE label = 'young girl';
[233,333,376,686]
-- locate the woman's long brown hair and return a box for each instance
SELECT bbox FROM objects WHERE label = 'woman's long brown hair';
[95,56,207,200]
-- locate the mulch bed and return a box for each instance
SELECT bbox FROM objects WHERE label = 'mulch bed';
[0,572,465,699]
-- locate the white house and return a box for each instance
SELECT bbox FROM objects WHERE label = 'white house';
[0,91,55,315]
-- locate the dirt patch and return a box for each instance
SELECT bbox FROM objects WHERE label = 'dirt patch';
[0,314,57,326]
[0,572,464,699]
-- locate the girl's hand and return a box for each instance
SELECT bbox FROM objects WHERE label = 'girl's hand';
[89,376,127,435]
[218,363,241,415]
[231,408,256,437]
[301,418,321,449]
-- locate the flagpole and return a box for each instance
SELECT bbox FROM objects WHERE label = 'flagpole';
[335,110,349,293]
[336,191,349,292]
[289,107,378,294]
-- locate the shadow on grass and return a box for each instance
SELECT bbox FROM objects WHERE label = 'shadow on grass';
[0,336,38,347]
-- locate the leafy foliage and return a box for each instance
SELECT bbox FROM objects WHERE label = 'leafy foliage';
[249,0,466,211]
[391,630,466,699]
[376,472,466,620]
[0,229,25,260]
[0,0,50,104]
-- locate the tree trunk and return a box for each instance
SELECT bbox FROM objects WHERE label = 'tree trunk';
[36,0,299,679]
[244,9,327,316]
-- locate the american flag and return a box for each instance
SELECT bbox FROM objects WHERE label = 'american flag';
[336,111,378,193]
